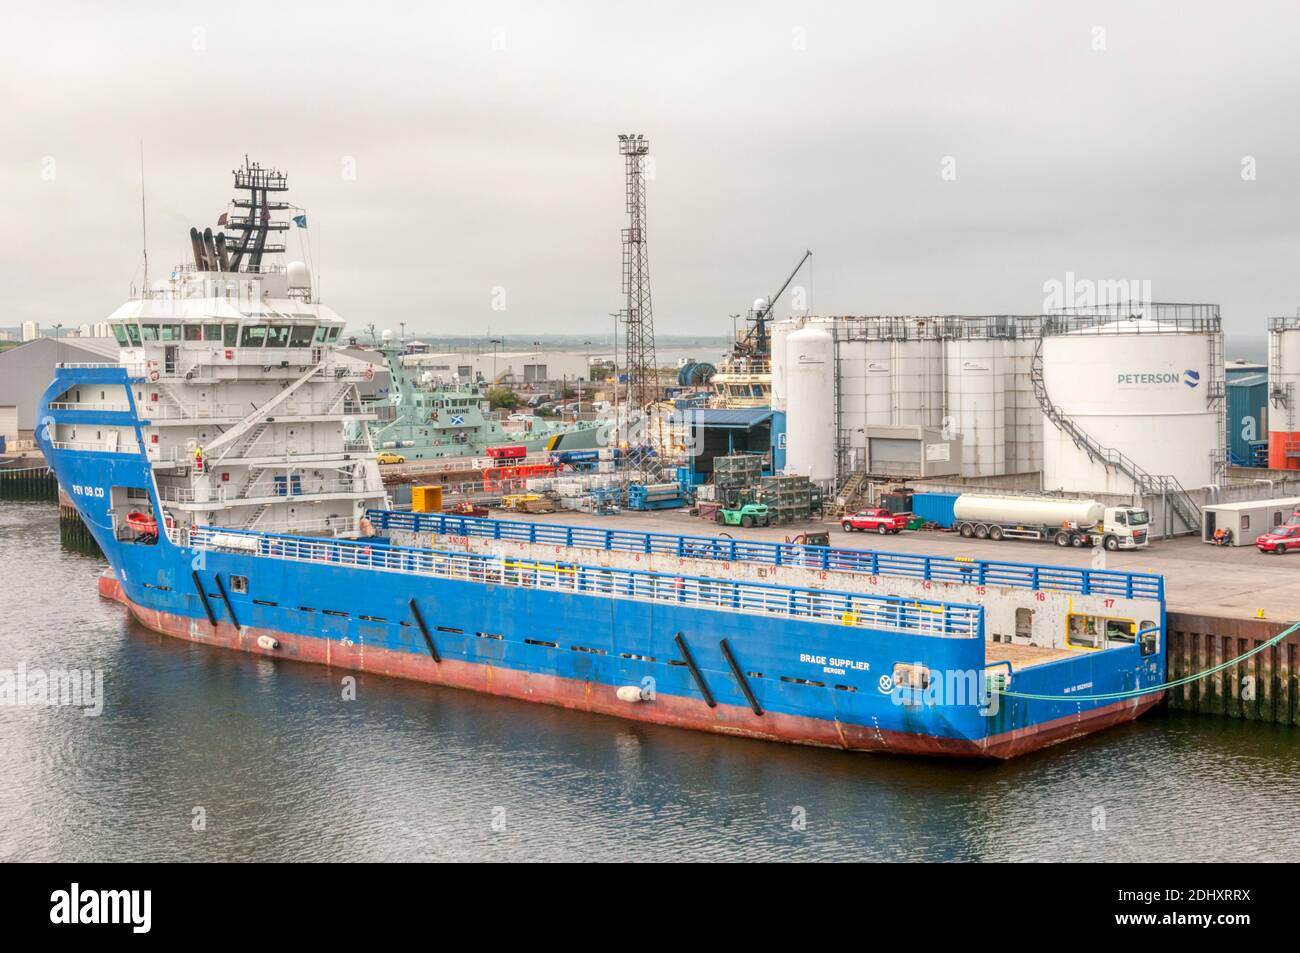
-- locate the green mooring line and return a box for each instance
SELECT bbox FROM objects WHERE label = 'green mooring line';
[992,620,1300,703]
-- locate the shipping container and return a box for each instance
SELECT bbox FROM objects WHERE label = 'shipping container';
[910,492,959,528]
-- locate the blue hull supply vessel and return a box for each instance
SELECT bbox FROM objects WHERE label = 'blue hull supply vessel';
[38,161,1168,758]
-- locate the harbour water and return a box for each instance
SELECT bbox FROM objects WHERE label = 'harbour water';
[3,500,1298,862]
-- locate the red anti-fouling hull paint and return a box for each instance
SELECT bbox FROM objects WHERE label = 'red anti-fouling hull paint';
[99,574,1160,760]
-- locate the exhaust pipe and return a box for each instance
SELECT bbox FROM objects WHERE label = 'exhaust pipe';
[189,227,206,269]
[215,232,231,272]
[202,227,219,271]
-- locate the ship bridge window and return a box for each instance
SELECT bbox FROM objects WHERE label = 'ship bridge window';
[313,326,329,344]
[223,324,238,347]
[184,324,202,342]
[111,325,130,347]
[290,326,315,347]
[161,324,181,341]
[203,323,222,341]
[124,324,142,346]
[240,325,267,347]
[140,324,159,342]
[266,325,292,347]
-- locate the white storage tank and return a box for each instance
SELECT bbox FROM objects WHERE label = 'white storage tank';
[945,337,1005,477]
[1267,317,1300,469]
[769,316,804,412]
[785,324,836,480]
[1002,334,1042,474]
[1041,315,1222,493]
[891,323,944,428]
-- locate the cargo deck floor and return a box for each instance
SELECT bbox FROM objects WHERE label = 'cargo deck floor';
[985,643,1076,670]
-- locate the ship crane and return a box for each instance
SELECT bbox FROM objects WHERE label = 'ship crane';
[737,249,811,359]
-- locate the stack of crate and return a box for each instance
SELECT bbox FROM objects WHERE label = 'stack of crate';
[713,453,764,491]
[756,474,814,524]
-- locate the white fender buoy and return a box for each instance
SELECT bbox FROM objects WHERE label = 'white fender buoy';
[257,635,280,651]
[616,685,645,703]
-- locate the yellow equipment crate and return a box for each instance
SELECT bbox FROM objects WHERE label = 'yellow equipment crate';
[411,485,443,513]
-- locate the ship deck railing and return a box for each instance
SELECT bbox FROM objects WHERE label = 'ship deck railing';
[47,400,133,412]
[369,510,1164,602]
[169,517,360,542]
[141,399,370,421]
[159,478,377,504]
[183,525,984,639]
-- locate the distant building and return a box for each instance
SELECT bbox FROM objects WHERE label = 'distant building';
[0,336,120,435]
[403,348,592,388]
[1225,359,1267,382]
[21,321,38,342]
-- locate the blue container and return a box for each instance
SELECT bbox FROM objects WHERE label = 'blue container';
[910,492,959,528]
[1227,374,1268,466]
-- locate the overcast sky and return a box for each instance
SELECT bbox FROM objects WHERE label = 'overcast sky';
[5,1,1300,339]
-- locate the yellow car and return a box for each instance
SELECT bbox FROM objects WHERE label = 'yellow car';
[376,451,406,465]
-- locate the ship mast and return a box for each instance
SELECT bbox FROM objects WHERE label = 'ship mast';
[226,157,290,272]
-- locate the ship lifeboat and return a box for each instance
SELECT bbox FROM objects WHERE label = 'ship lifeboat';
[126,511,158,537]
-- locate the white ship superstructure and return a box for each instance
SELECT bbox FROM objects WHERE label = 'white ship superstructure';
[54,159,386,536]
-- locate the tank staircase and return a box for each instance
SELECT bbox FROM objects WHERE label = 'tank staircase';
[1030,334,1201,536]
[1269,318,1298,460]
[834,471,868,516]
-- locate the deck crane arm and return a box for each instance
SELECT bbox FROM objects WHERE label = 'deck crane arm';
[750,249,812,357]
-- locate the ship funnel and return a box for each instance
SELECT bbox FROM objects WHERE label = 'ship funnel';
[215,232,232,272]
[189,227,206,270]
[202,228,220,272]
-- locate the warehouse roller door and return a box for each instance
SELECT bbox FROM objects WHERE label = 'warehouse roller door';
[869,437,920,473]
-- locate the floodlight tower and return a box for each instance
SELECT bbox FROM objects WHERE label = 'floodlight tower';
[617,133,662,478]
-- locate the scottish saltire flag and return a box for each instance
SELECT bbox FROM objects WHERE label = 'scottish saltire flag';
[293,214,307,228]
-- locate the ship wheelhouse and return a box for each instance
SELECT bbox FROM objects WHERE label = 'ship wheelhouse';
[47,159,388,540]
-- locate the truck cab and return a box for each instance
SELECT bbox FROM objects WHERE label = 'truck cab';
[1098,507,1149,550]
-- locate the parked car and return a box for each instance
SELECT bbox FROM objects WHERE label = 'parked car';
[1256,524,1300,553]
[376,451,406,465]
[841,508,908,534]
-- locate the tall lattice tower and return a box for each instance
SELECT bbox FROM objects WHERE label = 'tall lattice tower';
[619,133,656,407]
[618,133,661,476]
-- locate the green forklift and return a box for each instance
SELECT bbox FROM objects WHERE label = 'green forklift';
[715,488,771,528]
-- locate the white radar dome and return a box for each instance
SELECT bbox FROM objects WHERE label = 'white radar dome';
[381,329,395,342]
[286,261,311,289]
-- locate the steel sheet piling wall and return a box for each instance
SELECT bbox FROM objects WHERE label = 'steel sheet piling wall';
[1166,612,1300,725]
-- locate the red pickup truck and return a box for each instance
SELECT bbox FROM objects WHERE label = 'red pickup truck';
[841,508,908,535]
[1256,524,1300,554]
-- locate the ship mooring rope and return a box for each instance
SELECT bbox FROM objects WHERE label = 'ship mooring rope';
[992,619,1300,703]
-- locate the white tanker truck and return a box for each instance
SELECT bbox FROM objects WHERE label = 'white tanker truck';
[952,494,1150,550]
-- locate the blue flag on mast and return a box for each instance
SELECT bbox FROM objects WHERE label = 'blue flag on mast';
[292,214,307,228]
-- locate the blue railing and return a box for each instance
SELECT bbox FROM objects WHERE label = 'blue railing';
[368,510,1164,603]
[188,524,983,639]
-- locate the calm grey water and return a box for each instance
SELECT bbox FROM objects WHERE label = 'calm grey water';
[3,500,1299,862]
